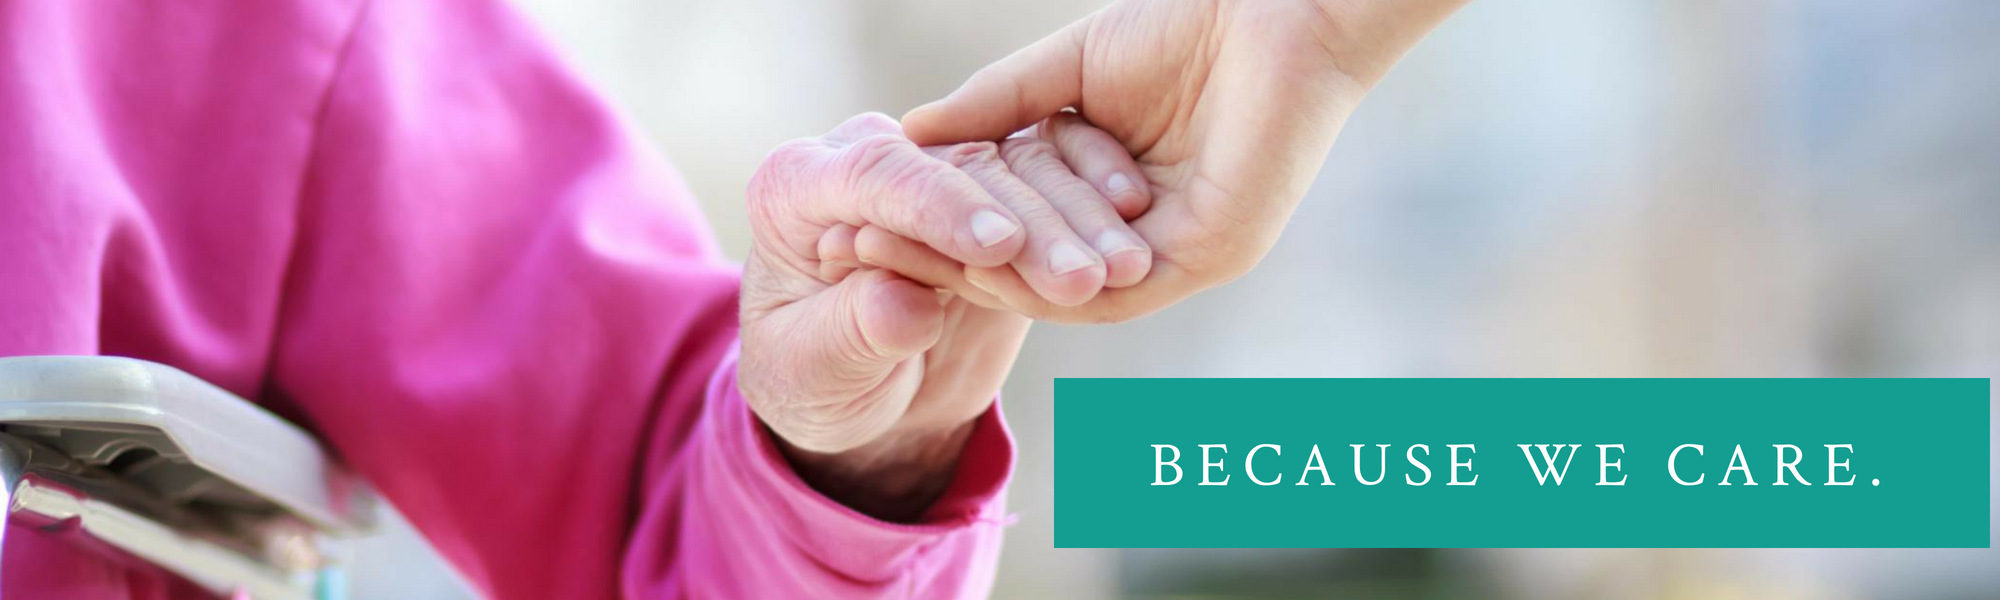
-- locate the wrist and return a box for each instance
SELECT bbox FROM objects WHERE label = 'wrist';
[773,417,978,523]
[1300,0,1472,86]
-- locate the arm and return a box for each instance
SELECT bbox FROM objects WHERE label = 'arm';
[273,2,1010,597]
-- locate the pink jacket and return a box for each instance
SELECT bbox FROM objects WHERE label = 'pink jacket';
[0,1,1012,598]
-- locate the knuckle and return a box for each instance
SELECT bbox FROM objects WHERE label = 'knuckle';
[748,138,822,203]
[936,141,1004,171]
[999,137,1062,168]
[853,140,949,208]
[847,133,915,170]
[844,138,977,240]
[830,111,903,141]
[1008,199,1072,230]
[761,137,825,172]
[747,138,830,231]
[845,134,924,188]
[1007,153,1084,187]
[848,111,900,131]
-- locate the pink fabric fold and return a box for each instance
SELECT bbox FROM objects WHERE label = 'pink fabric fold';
[626,346,1012,599]
[0,0,1012,598]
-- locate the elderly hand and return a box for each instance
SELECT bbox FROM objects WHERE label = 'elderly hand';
[873,0,1468,323]
[738,113,1144,520]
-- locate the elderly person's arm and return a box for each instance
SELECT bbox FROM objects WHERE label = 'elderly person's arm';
[270,3,1147,598]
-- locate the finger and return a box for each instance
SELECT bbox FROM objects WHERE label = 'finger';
[848,224,1188,326]
[1037,112,1153,219]
[846,269,946,362]
[766,130,1028,267]
[812,223,1009,306]
[901,19,1089,145]
[816,223,861,282]
[961,256,1202,325]
[850,225,1008,308]
[962,263,1128,323]
[928,142,1106,306]
[965,263,1065,317]
[998,137,1153,288]
[747,268,943,453]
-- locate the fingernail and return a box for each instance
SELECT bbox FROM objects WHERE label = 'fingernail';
[1094,230,1145,258]
[1048,242,1097,275]
[971,210,1019,248]
[1106,173,1137,196]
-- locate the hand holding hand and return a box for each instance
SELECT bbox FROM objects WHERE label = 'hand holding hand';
[885,0,1469,323]
[737,113,1145,520]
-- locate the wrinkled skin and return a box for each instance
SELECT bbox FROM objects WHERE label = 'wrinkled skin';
[738,113,1143,520]
[736,0,1469,520]
[889,0,1471,323]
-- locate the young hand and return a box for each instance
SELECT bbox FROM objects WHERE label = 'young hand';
[886,0,1470,323]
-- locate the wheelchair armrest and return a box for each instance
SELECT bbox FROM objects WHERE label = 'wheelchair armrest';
[0,356,376,535]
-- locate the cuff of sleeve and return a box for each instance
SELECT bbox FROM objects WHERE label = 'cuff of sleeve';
[702,345,1015,567]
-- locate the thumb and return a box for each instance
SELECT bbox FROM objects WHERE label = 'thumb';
[819,269,947,366]
[902,19,1089,145]
[747,269,946,453]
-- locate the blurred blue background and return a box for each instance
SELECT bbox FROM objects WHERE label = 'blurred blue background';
[352,1,2000,597]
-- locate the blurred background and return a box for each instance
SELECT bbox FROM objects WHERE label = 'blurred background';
[352,0,2000,598]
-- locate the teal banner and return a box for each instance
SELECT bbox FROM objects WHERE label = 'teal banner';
[1054,378,1991,548]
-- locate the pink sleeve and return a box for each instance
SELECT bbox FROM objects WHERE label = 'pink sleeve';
[631,348,1014,598]
[269,1,1012,598]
